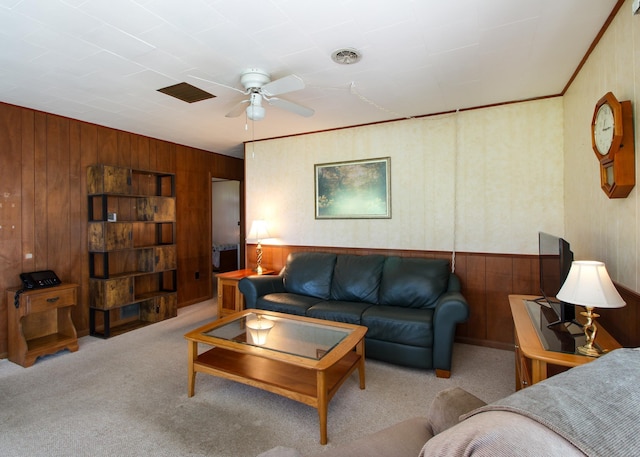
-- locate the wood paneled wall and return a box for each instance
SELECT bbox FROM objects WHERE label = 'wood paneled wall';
[248,244,640,349]
[0,102,243,357]
[175,145,245,306]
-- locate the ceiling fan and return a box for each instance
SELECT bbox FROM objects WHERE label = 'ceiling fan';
[191,69,314,121]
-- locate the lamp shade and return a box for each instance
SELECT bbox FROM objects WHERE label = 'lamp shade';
[556,260,625,309]
[247,220,270,241]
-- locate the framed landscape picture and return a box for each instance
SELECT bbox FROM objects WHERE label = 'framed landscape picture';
[315,157,391,219]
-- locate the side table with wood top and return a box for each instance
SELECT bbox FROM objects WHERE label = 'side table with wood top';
[216,269,274,318]
[509,294,621,390]
[7,283,79,367]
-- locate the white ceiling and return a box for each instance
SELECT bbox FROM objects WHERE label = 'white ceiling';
[0,0,619,158]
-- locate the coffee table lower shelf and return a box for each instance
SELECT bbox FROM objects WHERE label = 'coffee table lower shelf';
[188,346,364,444]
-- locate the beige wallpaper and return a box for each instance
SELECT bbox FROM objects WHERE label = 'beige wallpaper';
[244,1,640,292]
[245,98,563,255]
[563,0,640,291]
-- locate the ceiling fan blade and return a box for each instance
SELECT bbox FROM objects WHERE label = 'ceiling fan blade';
[225,99,250,118]
[187,75,247,95]
[261,74,305,96]
[267,97,314,117]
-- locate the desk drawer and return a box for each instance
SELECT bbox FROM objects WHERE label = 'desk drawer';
[26,288,76,314]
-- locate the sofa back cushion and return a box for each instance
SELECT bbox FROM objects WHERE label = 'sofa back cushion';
[379,257,450,308]
[283,252,337,300]
[330,254,386,303]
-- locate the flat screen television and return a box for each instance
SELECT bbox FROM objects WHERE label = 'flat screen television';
[537,232,576,328]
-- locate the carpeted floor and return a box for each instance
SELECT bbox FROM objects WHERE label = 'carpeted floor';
[0,299,514,457]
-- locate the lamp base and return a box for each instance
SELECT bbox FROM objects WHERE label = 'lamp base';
[577,308,602,358]
[577,344,601,357]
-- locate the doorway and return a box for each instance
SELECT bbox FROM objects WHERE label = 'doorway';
[211,179,241,274]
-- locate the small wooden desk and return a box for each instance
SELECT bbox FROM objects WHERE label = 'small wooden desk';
[7,284,79,367]
[216,269,274,317]
[509,294,621,390]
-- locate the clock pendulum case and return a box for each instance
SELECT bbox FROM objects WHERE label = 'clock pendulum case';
[591,91,635,198]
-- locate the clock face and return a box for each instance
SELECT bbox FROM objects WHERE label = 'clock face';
[594,103,614,155]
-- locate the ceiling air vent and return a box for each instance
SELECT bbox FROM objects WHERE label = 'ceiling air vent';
[157,82,215,103]
[331,48,362,65]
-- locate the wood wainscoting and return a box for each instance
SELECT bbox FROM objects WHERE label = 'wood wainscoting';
[247,244,640,350]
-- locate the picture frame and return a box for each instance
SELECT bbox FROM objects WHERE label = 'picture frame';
[315,157,391,219]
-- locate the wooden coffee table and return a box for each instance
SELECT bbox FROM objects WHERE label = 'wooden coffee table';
[184,309,367,444]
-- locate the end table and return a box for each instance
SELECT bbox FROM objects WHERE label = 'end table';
[7,283,79,367]
[509,294,621,390]
[216,269,274,317]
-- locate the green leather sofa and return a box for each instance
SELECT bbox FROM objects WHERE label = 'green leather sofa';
[238,252,469,377]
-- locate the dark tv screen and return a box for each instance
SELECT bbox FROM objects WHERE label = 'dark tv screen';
[538,232,575,326]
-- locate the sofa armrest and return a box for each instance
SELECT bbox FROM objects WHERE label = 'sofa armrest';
[420,411,584,457]
[256,417,432,457]
[307,417,432,457]
[427,387,486,435]
[257,389,485,457]
[238,275,286,308]
[431,291,469,375]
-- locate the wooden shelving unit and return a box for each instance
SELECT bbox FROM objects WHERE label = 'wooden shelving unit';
[87,165,177,338]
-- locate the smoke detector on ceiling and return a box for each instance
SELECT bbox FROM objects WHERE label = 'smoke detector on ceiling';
[331,48,362,65]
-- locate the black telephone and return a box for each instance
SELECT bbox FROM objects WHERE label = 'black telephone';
[20,270,62,289]
[14,270,62,309]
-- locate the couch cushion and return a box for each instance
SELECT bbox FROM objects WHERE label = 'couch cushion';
[306,301,373,324]
[379,257,449,308]
[283,252,337,300]
[330,254,385,303]
[256,293,323,316]
[427,387,486,435]
[362,305,434,347]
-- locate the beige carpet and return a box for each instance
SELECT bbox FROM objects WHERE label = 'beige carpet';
[0,299,514,457]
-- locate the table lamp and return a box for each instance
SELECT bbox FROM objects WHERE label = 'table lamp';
[556,260,625,357]
[247,220,270,274]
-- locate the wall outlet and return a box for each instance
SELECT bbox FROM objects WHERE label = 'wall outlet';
[634,0,640,15]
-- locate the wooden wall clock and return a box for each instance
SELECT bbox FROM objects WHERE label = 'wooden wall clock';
[591,91,635,198]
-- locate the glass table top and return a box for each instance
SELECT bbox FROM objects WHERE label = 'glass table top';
[524,299,593,355]
[203,312,352,360]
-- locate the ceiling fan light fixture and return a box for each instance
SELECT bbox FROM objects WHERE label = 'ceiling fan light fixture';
[246,92,265,121]
[246,104,265,121]
[331,48,362,65]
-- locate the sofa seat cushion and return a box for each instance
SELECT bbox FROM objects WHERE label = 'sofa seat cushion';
[306,301,374,324]
[283,252,336,299]
[379,257,450,308]
[330,254,385,303]
[362,306,434,347]
[256,293,323,316]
